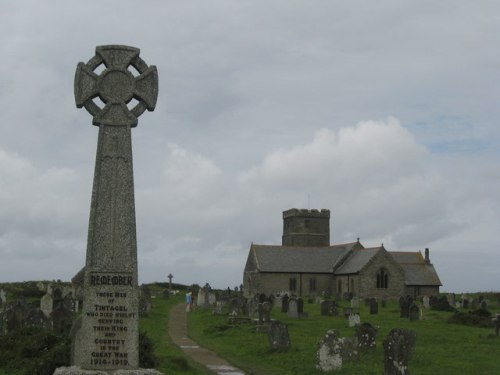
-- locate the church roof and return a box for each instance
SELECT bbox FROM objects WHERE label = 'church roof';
[250,242,358,273]
[389,251,442,286]
[334,247,383,274]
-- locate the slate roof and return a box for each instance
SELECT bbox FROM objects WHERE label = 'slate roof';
[389,251,442,286]
[251,242,358,273]
[334,247,383,274]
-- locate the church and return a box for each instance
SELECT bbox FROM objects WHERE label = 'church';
[243,208,441,300]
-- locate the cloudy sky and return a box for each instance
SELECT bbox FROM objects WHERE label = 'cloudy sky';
[0,1,499,293]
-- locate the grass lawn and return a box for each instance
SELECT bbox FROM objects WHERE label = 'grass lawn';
[187,298,500,375]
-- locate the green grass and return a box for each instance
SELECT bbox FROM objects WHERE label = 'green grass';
[139,290,210,375]
[187,299,500,375]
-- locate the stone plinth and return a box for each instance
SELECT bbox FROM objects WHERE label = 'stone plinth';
[54,367,163,375]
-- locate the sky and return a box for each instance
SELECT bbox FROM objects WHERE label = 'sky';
[0,1,499,293]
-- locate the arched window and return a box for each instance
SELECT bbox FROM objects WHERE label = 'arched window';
[376,268,389,289]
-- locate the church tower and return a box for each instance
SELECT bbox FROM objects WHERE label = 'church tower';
[282,208,330,246]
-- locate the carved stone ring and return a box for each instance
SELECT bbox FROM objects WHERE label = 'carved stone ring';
[74,45,158,127]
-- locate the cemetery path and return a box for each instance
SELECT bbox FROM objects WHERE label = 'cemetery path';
[168,303,245,375]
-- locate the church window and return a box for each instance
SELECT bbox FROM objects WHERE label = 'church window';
[350,279,354,292]
[309,278,317,292]
[338,280,342,294]
[376,268,389,289]
[289,277,297,291]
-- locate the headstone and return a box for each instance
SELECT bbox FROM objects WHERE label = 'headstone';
[343,307,353,318]
[355,322,378,351]
[297,297,304,314]
[383,328,417,375]
[57,45,162,375]
[51,304,73,335]
[321,300,338,316]
[0,289,6,304]
[26,308,48,328]
[462,298,469,309]
[351,297,359,309]
[422,295,430,309]
[213,301,224,315]
[369,298,378,315]
[267,321,291,350]
[493,314,500,336]
[139,297,152,317]
[203,283,211,308]
[471,298,478,310]
[316,330,343,372]
[400,297,411,318]
[5,301,28,332]
[40,292,54,318]
[316,330,359,372]
[273,296,282,311]
[409,303,420,321]
[480,300,488,310]
[281,294,289,313]
[381,299,387,308]
[262,301,272,323]
[348,313,360,327]
[288,298,299,318]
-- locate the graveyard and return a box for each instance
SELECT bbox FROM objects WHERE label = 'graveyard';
[0,280,499,375]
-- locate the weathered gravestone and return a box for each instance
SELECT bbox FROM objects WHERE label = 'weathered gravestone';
[369,298,378,315]
[260,301,272,323]
[383,328,417,375]
[493,313,500,336]
[267,321,291,350]
[316,329,359,372]
[351,297,359,309]
[422,295,430,309]
[287,297,299,318]
[348,313,360,327]
[281,294,289,313]
[400,296,412,318]
[55,45,162,375]
[6,300,29,332]
[321,300,338,316]
[51,304,74,335]
[27,308,48,328]
[0,289,6,304]
[355,322,378,351]
[40,292,54,318]
[409,303,420,321]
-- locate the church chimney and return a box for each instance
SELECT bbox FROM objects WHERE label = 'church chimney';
[424,248,430,264]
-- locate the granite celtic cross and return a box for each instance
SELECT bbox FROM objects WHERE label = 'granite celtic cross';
[68,45,160,374]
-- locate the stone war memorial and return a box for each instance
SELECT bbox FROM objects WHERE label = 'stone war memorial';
[54,45,162,375]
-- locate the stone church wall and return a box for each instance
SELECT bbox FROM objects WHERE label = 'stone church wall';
[245,272,332,298]
[356,250,405,299]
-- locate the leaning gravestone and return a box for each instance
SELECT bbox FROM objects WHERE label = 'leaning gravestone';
[54,45,162,375]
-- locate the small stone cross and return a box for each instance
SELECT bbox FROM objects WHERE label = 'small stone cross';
[168,273,173,292]
[74,45,158,126]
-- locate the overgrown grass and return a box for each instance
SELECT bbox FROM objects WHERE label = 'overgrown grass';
[187,298,500,375]
[139,289,210,375]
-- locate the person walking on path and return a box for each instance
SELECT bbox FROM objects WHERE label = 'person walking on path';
[186,290,192,312]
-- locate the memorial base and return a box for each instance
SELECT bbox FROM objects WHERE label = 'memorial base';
[53,366,164,375]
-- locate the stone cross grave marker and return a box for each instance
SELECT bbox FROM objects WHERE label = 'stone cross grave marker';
[56,45,161,375]
[168,273,173,293]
